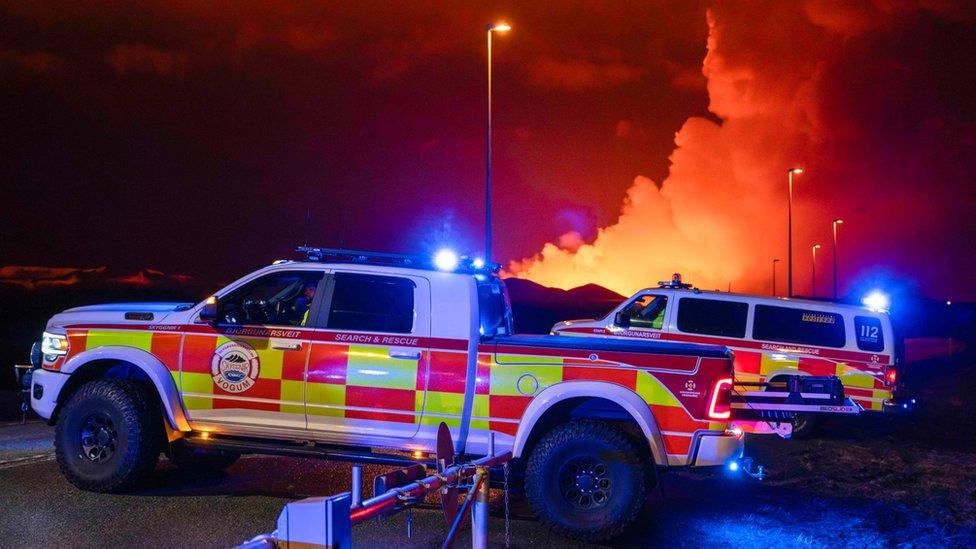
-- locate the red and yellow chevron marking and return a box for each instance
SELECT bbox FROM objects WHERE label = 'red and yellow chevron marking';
[46,324,732,463]
[732,349,891,411]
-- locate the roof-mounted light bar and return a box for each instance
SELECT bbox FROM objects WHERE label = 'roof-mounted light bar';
[295,246,499,274]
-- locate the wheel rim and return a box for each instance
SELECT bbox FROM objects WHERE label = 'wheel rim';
[558,457,612,510]
[79,412,118,463]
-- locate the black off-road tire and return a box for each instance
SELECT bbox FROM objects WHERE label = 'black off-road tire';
[525,420,647,542]
[168,443,240,473]
[55,380,162,492]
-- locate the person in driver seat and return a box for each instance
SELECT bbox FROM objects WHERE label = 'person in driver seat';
[294,281,317,326]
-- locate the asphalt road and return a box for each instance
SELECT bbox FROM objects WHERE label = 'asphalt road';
[1,421,973,548]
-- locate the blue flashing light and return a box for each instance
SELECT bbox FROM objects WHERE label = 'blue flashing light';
[433,249,459,271]
[728,460,739,473]
[472,257,485,269]
[861,290,890,312]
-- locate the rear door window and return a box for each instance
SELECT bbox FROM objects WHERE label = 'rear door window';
[676,298,748,338]
[854,316,885,352]
[753,305,845,348]
[325,273,415,333]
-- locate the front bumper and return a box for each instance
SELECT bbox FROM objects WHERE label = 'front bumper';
[30,368,69,421]
[690,431,744,467]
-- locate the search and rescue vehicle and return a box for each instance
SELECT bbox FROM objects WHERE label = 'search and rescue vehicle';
[551,274,906,437]
[26,250,743,542]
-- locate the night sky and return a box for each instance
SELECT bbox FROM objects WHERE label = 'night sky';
[2,1,975,300]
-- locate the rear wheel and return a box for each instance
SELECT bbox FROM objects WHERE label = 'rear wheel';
[789,413,820,438]
[55,380,162,492]
[768,376,820,438]
[525,420,647,542]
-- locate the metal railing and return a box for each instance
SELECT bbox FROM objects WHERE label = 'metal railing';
[240,429,511,549]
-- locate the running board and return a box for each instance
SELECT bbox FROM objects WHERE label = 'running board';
[181,432,436,468]
[731,375,862,421]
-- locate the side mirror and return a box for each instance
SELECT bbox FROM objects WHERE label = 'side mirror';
[614,311,630,328]
[199,296,219,323]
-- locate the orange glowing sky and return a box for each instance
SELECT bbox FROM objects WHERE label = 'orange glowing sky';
[2,1,975,300]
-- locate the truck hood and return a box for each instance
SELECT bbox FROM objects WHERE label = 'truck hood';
[47,302,195,330]
[552,318,598,331]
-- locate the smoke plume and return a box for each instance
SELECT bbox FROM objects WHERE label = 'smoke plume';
[509,1,976,300]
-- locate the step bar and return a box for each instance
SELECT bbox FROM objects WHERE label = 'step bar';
[181,432,436,468]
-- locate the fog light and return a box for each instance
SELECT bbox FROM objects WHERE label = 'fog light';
[33,383,43,400]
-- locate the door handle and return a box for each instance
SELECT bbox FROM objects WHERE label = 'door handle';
[272,342,303,351]
[389,349,421,360]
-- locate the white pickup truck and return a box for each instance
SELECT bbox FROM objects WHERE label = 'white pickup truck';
[28,248,742,541]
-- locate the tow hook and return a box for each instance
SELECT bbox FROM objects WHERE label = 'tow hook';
[728,456,765,481]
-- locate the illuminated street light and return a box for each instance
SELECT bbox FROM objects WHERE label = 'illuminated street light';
[832,218,843,299]
[787,167,804,297]
[811,243,822,297]
[485,22,511,264]
[772,258,780,297]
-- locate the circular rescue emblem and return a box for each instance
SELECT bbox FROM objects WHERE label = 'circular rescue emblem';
[211,341,260,393]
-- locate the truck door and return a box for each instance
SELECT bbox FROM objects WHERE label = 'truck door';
[611,291,672,340]
[306,271,431,441]
[180,270,324,432]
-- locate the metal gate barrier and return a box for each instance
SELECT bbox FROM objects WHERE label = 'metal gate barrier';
[238,423,512,549]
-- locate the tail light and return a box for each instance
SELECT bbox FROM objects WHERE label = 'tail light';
[884,366,898,386]
[708,378,733,419]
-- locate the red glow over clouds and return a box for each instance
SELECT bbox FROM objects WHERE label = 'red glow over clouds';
[2,2,974,299]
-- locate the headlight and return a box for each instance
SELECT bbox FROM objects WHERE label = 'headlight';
[41,332,69,357]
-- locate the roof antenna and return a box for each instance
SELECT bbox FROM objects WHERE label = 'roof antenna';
[304,208,311,247]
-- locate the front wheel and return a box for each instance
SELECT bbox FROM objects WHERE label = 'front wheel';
[55,380,162,492]
[524,420,647,542]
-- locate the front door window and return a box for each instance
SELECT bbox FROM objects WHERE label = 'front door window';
[218,272,324,327]
[622,294,669,330]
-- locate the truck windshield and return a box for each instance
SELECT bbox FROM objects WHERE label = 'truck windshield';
[478,276,514,339]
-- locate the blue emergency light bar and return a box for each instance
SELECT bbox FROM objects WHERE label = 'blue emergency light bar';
[295,246,500,274]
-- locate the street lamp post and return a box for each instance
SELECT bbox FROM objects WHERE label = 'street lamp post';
[811,244,822,297]
[772,258,780,296]
[485,22,511,264]
[787,167,804,297]
[832,218,843,300]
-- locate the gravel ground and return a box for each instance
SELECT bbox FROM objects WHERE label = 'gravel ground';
[1,420,974,548]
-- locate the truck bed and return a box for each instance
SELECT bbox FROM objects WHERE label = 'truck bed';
[492,334,730,358]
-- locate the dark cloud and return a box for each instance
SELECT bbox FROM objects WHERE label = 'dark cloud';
[1,1,972,300]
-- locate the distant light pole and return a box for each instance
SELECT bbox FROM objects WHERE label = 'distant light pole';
[485,22,511,264]
[772,258,780,296]
[832,218,843,300]
[787,167,804,297]
[811,244,822,297]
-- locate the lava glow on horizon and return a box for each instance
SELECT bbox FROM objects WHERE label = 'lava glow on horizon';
[508,3,976,299]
